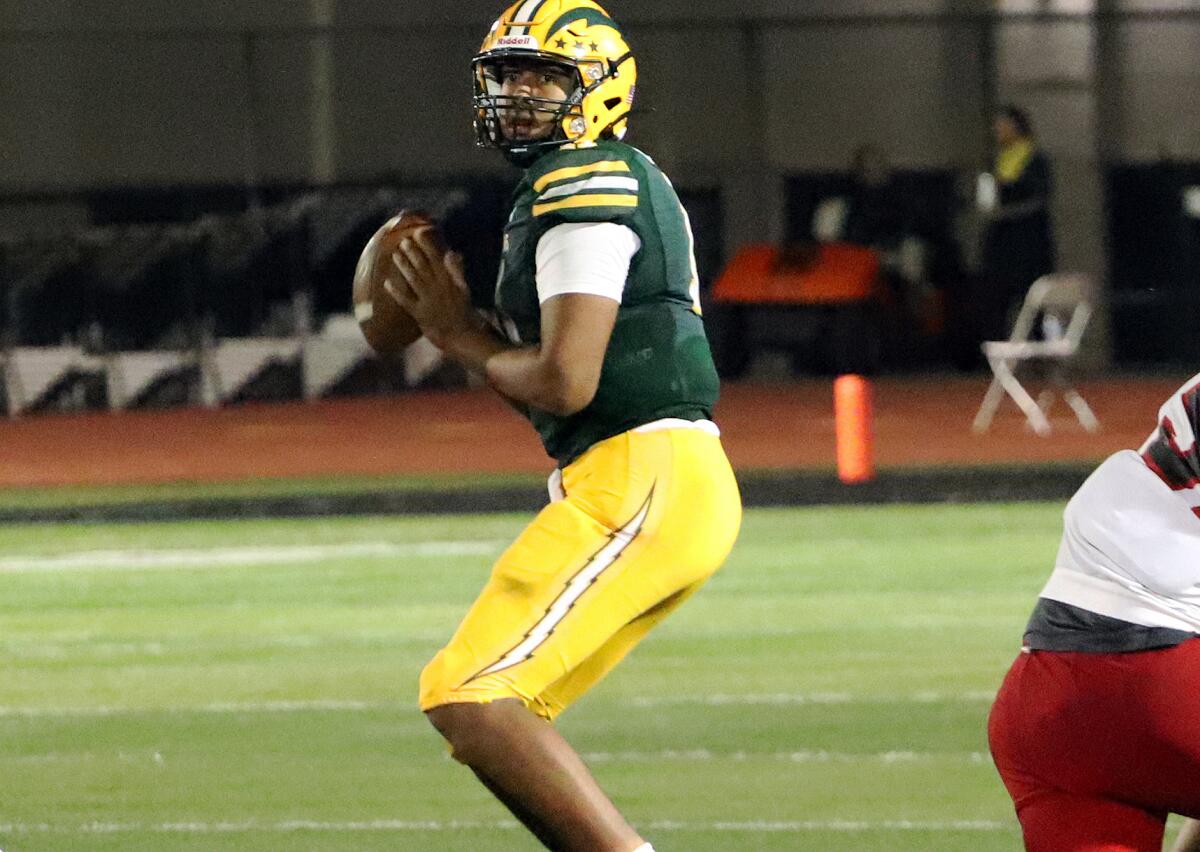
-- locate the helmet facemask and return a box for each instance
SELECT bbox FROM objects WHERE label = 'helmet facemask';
[473,54,586,165]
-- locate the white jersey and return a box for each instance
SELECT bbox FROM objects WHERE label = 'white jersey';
[1038,373,1200,633]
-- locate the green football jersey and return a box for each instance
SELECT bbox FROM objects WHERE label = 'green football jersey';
[493,139,720,466]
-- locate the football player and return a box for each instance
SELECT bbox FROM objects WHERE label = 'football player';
[989,373,1200,851]
[386,2,742,850]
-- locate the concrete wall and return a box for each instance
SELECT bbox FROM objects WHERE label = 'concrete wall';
[5,1,1198,184]
[3,0,1200,320]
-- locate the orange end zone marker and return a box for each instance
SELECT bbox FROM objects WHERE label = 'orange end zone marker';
[834,374,875,484]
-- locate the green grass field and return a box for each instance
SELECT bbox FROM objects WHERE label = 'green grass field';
[0,503,1184,851]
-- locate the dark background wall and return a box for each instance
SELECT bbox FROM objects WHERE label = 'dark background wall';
[4,1,1200,366]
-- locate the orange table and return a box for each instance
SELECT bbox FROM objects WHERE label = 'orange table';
[712,242,881,305]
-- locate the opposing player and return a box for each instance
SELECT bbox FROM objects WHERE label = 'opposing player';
[989,373,1200,851]
[385,2,742,849]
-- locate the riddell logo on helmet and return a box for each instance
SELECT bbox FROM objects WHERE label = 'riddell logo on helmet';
[496,35,539,48]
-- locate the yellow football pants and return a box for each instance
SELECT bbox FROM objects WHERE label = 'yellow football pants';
[419,425,742,721]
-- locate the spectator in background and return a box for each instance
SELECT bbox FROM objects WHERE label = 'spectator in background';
[834,145,905,248]
[976,105,1057,344]
[814,144,906,251]
[812,144,938,366]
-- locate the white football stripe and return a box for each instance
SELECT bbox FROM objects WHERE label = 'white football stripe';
[508,0,544,35]
[0,540,502,573]
[0,818,1012,835]
[472,495,651,678]
[538,175,639,201]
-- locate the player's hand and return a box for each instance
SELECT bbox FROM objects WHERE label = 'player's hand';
[385,227,475,350]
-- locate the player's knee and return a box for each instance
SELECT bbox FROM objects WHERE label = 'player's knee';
[424,701,499,766]
[420,658,498,766]
[423,703,466,763]
[419,652,535,717]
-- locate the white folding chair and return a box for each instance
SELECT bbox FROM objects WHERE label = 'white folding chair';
[972,273,1099,436]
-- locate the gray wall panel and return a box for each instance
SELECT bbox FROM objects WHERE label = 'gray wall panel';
[340,0,960,27]
[253,33,324,181]
[1114,20,1200,159]
[620,26,756,172]
[73,37,249,185]
[2,0,1199,318]
[329,30,493,180]
[0,41,84,187]
[762,25,978,169]
[996,20,1094,85]
[0,0,315,32]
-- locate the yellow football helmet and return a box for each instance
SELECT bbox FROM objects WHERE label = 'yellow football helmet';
[473,0,637,164]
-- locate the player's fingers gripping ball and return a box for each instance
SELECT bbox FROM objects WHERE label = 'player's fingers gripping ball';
[388,227,474,348]
[352,210,446,356]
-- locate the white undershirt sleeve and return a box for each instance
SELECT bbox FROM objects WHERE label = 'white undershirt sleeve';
[534,222,642,305]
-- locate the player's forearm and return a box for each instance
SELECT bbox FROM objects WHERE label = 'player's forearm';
[431,323,593,417]
[426,317,509,377]
[484,346,595,416]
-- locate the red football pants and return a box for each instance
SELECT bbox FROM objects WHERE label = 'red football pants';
[988,640,1200,851]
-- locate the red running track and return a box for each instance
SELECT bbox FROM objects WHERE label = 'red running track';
[0,375,1183,488]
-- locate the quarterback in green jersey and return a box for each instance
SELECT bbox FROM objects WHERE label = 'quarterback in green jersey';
[388,2,742,850]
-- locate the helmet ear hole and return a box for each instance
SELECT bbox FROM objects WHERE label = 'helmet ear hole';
[604,96,622,110]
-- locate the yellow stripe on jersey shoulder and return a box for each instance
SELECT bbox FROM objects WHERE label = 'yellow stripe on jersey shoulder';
[532,160,631,194]
[532,193,640,217]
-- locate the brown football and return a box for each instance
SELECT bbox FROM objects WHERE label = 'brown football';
[352,210,445,356]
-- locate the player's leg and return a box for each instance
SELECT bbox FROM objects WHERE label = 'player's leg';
[990,645,1191,852]
[536,582,701,719]
[419,429,739,851]
[421,494,651,851]
[1113,639,1200,817]
[456,583,702,845]
[992,669,1165,852]
[530,429,740,719]
[426,699,642,850]
[1015,790,1165,852]
[424,593,701,851]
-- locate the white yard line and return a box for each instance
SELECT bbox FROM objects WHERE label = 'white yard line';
[5,748,989,766]
[0,818,1013,835]
[581,749,989,764]
[0,700,393,718]
[0,691,998,719]
[0,540,503,573]
[626,691,997,706]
